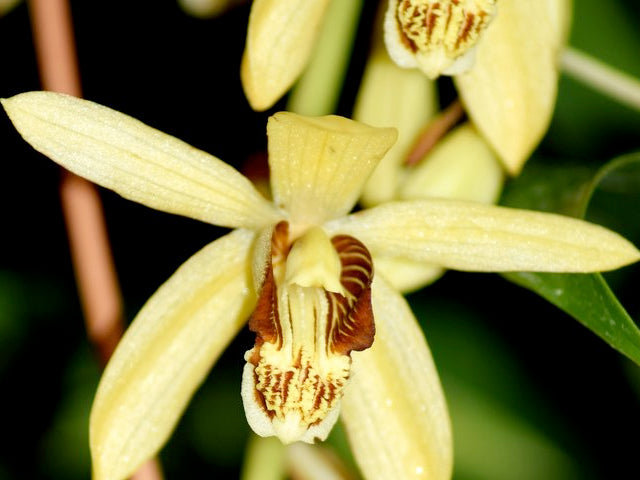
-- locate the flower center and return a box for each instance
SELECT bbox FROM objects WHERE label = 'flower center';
[389,0,497,77]
[241,221,375,444]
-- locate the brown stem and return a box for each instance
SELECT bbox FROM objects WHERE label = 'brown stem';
[57,173,124,366]
[27,0,163,478]
[405,99,465,167]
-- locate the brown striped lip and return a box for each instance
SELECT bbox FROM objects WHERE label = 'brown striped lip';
[241,221,375,443]
[391,0,497,77]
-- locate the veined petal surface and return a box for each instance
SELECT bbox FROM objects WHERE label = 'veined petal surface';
[267,111,397,227]
[241,0,331,111]
[341,276,452,480]
[454,0,568,174]
[325,199,640,272]
[2,92,280,229]
[90,229,256,480]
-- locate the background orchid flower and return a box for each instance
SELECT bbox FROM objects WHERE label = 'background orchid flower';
[385,0,572,174]
[352,36,505,292]
[3,91,639,480]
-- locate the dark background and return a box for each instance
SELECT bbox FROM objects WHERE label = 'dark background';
[1,0,639,478]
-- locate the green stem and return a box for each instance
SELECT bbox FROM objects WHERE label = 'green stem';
[287,0,364,116]
[561,46,640,112]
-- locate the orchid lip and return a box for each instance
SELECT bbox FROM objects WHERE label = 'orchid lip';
[386,0,497,78]
[241,221,375,443]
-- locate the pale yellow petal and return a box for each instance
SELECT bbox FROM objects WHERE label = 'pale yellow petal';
[0,0,20,16]
[454,0,569,174]
[325,199,640,272]
[241,435,286,480]
[267,111,397,227]
[375,125,504,293]
[178,0,239,18]
[286,443,347,480]
[90,229,256,480]
[374,256,444,293]
[241,0,331,111]
[341,276,452,480]
[399,123,504,204]
[2,92,280,229]
[353,47,437,207]
[287,0,364,116]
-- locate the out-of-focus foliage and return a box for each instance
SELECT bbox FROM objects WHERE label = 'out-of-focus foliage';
[502,154,640,366]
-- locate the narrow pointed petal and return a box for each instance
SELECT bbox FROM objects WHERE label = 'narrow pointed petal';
[267,111,397,226]
[377,125,503,293]
[341,276,452,480]
[325,199,640,272]
[2,92,280,228]
[287,0,364,116]
[90,229,256,480]
[241,0,331,111]
[454,0,569,174]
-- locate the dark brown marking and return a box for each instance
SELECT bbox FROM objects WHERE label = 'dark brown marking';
[456,12,475,49]
[252,370,274,419]
[326,235,375,356]
[248,221,291,351]
[282,370,294,404]
[396,2,419,53]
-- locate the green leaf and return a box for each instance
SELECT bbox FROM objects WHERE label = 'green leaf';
[503,271,640,365]
[500,162,594,216]
[502,154,640,365]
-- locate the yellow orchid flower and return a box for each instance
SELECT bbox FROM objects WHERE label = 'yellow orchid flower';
[385,0,572,174]
[3,91,639,480]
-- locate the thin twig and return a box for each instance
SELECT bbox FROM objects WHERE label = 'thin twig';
[26,1,162,478]
[561,46,640,112]
[405,99,465,167]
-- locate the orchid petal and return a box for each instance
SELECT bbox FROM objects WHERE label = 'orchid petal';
[373,256,444,293]
[267,111,397,227]
[241,0,331,111]
[90,229,256,480]
[286,443,348,480]
[399,123,504,204]
[241,435,286,480]
[375,125,503,293]
[0,0,20,16]
[353,47,437,207]
[2,92,280,229]
[325,199,640,272]
[341,276,452,480]
[454,0,569,174]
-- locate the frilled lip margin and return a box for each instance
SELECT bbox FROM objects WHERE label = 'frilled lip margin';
[242,221,375,444]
